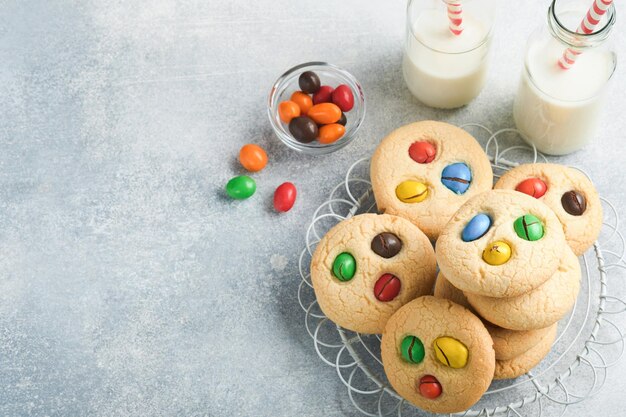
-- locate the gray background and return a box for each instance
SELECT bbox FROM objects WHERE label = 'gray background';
[0,0,625,416]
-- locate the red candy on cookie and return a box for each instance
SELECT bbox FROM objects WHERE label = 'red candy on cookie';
[515,178,547,198]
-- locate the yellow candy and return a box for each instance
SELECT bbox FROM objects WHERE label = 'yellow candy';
[395,181,428,203]
[433,336,468,368]
[482,240,512,265]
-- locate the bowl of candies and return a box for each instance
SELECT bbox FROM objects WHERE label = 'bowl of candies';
[268,62,366,155]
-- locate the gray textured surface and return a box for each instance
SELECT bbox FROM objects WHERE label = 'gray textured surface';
[0,0,625,416]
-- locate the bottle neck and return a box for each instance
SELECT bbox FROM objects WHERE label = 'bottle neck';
[547,0,615,49]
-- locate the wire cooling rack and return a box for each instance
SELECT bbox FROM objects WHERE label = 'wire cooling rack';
[297,124,626,417]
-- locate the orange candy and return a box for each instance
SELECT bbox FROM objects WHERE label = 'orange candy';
[290,91,313,115]
[278,100,300,123]
[318,123,346,144]
[307,103,341,125]
[239,144,268,172]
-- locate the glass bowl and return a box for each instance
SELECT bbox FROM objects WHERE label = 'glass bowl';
[268,62,366,155]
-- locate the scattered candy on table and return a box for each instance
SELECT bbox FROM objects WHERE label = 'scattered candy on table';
[239,144,268,172]
[226,175,256,200]
[277,70,356,145]
[273,182,297,212]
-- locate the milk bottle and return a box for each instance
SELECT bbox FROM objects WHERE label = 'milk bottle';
[513,0,616,155]
[403,0,496,109]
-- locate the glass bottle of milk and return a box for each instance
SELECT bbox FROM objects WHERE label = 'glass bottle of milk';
[513,0,616,155]
[403,0,496,109]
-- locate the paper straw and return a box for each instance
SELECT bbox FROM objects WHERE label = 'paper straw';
[445,1,464,36]
[558,0,613,70]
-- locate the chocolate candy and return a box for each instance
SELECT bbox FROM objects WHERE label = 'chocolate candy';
[433,336,468,368]
[298,71,320,94]
[332,252,356,282]
[226,175,256,200]
[419,375,442,399]
[516,178,547,199]
[483,241,512,265]
[331,84,354,112]
[290,91,313,115]
[396,181,428,203]
[374,273,401,301]
[312,85,334,104]
[278,100,300,123]
[273,182,297,212]
[289,116,318,143]
[561,190,586,216]
[400,335,425,364]
[462,214,492,242]
[408,141,436,164]
[307,103,342,125]
[371,232,403,258]
[337,112,347,126]
[513,214,544,241]
[441,163,472,194]
[239,144,268,172]
[318,123,345,144]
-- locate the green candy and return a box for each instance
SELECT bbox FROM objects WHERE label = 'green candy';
[332,252,356,282]
[400,335,425,364]
[226,175,256,200]
[514,214,544,241]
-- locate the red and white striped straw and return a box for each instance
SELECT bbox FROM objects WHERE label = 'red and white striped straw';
[558,0,613,70]
[445,1,464,36]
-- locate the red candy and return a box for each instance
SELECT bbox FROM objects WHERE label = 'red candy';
[312,85,334,104]
[374,274,401,301]
[418,375,442,399]
[331,84,354,112]
[274,182,297,212]
[516,178,547,198]
[409,141,436,164]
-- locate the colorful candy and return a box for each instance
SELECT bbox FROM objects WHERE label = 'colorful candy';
[561,190,586,215]
[273,182,297,212]
[374,273,401,301]
[318,123,345,144]
[400,335,425,364]
[307,103,342,125]
[313,85,334,104]
[298,71,320,94]
[514,214,544,241]
[441,162,472,194]
[226,175,256,200]
[433,336,468,368]
[290,91,313,115]
[338,112,347,126]
[239,144,268,172]
[289,116,318,143]
[419,375,442,399]
[331,84,354,112]
[462,214,492,242]
[278,100,300,123]
[483,240,512,265]
[396,181,428,203]
[371,232,402,258]
[516,178,547,198]
[332,252,356,282]
[409,141,436,164]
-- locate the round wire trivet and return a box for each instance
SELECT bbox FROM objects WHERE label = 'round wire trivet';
[297,124,626,417]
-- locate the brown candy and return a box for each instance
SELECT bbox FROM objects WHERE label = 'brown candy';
[289,116,318,143]
[371,232,402,258]
[561,190,586,216]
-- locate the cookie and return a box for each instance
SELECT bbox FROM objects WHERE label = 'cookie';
[436,189,567,298]
[371,121,493,240]
[494,324,557,380]
[311,213,437,334]
[494,163,603,256]
[466,246,580,331]
[434,274,555,360]
[381,296,495,413]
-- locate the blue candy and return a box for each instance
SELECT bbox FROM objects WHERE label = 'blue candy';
[441,163,472,194]
[462,214,492,242]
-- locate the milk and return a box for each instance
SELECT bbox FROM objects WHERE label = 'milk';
[513,19,615,154]
[403,9,491,109]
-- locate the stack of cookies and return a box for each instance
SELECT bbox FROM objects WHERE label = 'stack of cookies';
[309,121,603,414]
